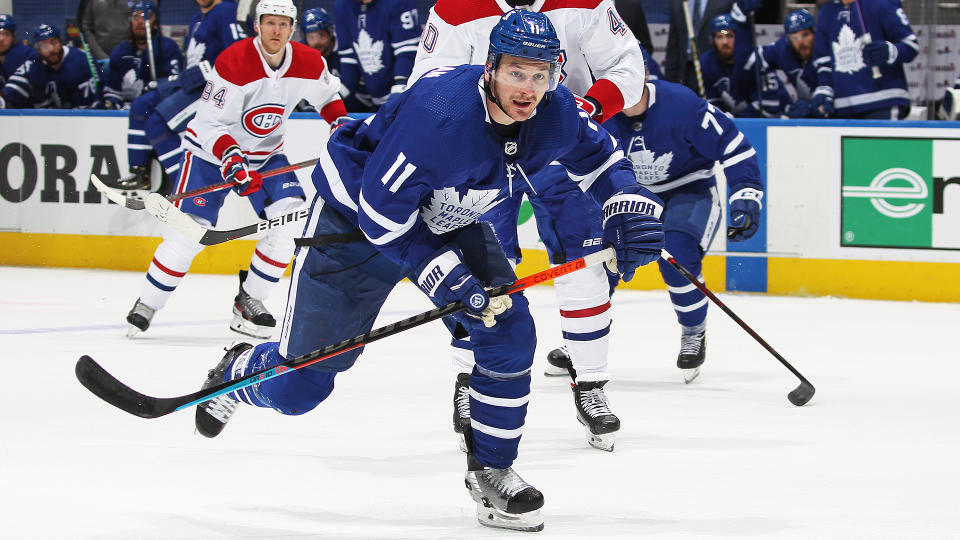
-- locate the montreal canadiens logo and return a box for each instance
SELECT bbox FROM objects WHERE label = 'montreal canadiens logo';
[242,104,285,138]
[193,197,206,206]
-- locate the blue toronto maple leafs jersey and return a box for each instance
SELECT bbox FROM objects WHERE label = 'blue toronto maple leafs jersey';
[756,36,816,102]
[702,46,790,118]
[814,0,918,115]
[312,64,645,270]
[184,0,246,69]
[1,42,39,87]
[603,79,761,196]
[104,36,183,108]
[334,0,420,106]
[1,45,100,108]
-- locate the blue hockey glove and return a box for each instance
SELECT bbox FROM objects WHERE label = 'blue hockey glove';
[786,99,812,118]
[811,88,834,118]
[736,0,763,15]
[220,148,262,196]
[863,41,897,67]
[416,248,507,328]
[601,185,665,282]
[177,64,207,92]
[727,187,764,241]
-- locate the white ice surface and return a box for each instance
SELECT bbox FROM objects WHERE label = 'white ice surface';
[1,266,958,539]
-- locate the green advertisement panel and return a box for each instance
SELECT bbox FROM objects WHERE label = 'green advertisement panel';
[841,137,952,250]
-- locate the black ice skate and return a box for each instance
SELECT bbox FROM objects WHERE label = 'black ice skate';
[230,270,276,339]
[465,455,544,532]
[195,342,252,438]
[543,346,574,377]
[125,298,156,337]
[110,165,152,192]
[573,378,620,452]
[677,331,706,384]
[453,372,471,453]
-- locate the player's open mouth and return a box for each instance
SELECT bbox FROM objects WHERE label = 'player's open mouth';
[513,100,532,108]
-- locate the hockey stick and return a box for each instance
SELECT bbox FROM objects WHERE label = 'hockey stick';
[660,249,815,406]
[91,157,319,210]
[852,0,882,80]
[75,247,617,419]
[682,1,707,97]
[144,13,158,83]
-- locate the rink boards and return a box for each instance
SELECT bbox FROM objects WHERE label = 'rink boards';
[0,110,958,302]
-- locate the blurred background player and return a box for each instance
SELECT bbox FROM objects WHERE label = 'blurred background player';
[409,0,648,452]
[0,15,38,88]
[123,0,346,338]
[334,0,420,111]
[811,0,918,119]
[0,23,101,109]
[110,0,247,192]
[104,1,184,110]
[604,66,764,382]
[296,7,343,111]
[748,8,817,118]
[191,11,663,531]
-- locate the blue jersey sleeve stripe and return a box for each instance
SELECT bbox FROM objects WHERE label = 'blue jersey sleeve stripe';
[568,150,624,193]
[359,192,418,235]
[721,147,757,169]
[318,149,359,212]
[723,132,745,156]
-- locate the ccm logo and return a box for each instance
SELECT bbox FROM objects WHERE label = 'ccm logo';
[242,104,285,137]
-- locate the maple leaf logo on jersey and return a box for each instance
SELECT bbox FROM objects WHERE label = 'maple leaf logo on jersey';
[185,39,206,68]
[355,30,384,75]
[627,136,672,185]
[420,187,504,234]
[833,25,866,74]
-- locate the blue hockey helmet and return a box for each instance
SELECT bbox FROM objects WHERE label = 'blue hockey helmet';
[710,14,736,35]
[784,9,814,35]
[487,9,562,91]
[132,1,158,19]
[33,23,60,44]
[0,14,15,33]
[302,7,333,34]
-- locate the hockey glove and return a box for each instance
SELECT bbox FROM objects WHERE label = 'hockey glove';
[727,187,764,241]
[731,0,763,22]
[573,94,603,121]
[811,88,834,118]
[786,99,813,119]
[177,64,207,93]
[863,41,898,67]
[601,185,665,282]
[220,148,263,197]
[416,248,506,328]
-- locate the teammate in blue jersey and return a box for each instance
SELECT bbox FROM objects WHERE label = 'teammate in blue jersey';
[110,0,246,192]
[812,0,918,119]
[192,10,664,531]
[335,0,420,110]
[604,71,763,382]
[296,7,342,112]
[748,9,818,118]
[104,2,184,109]
[0,23,101,109]
[700,14,789,118]
[0,15,39,88]
[939,72,960,120]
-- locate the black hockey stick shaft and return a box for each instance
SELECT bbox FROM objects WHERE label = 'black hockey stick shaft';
[660,249,815,406]
[76,248,616,419]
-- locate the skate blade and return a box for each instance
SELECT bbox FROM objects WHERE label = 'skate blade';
[126,325,144,338]
[457,432,468,454]
[682,367,700,384]
[543,364,570,377]
[229,315,274,339]
[476,504,544,532]
[586,430,615,452]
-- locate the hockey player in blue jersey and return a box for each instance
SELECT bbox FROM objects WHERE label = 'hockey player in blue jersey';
[749,9,818,118]
[604,68,763,382]
[812,0,918,119]
[110,0,246,192]
[335,0,420,110]
[0,15,38,88]
[103,1,183,109]
[0,23,101,109]
[296,7,343,112]
[192,10,664,531]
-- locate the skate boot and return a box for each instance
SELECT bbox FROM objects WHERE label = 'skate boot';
[230,270,276,339]
[195,342,253,438]
[125,298,156,337]
[453,372,471,453]
[573,377,620,451]
[465,455,544,532]
[677,331,706,384]
[109,165,151,192]
[544,346,574,377]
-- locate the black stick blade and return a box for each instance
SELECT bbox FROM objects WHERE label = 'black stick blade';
[788,381,815,407]
[76,356,180,419]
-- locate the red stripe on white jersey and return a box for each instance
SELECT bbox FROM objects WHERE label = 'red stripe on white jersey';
[173,152,193,208]
[560,302,611,318]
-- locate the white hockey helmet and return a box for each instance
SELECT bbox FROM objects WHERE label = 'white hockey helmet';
[255,0,298,26]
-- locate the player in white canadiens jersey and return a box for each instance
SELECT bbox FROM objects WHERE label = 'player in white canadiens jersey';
[409,0,648,452]
[123,0,347,339]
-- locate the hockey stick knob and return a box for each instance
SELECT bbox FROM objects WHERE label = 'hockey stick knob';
[787,381,815,406]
